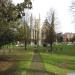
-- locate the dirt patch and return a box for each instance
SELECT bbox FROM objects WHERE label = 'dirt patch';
[0,61,15,71]
[58,63,68,69]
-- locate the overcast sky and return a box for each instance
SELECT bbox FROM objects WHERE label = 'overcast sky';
[12,0,75,33]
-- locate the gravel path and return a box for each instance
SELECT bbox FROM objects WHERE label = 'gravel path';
[27,50,53,75]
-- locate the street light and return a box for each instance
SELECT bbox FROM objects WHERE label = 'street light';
[21,11,27,50]
[22,2,32,50]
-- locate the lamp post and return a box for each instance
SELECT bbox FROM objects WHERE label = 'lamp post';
[22,1,32,50]
[22,12,26,50]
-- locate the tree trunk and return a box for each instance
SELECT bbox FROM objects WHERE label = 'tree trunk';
[50,43,53,54]
[24,41,27,50]
[0,46,2,49]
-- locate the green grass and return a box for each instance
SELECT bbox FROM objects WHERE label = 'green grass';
[40,53,75,75]
[16,53,32,75]
[40,44,75,75]
[1,44,75,75]
[53,44,75,56]
[15,49,33,75]
[0,46,34,75]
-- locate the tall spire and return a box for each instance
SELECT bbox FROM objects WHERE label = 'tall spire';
[30,13,33,29]
[39,14,40,21]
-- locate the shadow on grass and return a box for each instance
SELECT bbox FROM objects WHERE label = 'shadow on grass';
[0,66,57,75]
[0,54,33,61]
[0,53,57,75]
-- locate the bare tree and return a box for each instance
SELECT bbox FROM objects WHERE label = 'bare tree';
[42,9,56,53]
[71,0,75,25]
[41,19,50,46]
[48,11,56,53]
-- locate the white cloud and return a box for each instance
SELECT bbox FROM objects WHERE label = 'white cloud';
[31,0,74,33]
[12,0,75,33]
[12,0,24,5]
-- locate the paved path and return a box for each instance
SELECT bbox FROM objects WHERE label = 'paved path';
[27,50,53,75]
[0,50,55,75]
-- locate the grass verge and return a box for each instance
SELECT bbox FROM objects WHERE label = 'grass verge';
[40,53,75,75]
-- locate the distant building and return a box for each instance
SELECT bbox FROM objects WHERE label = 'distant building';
[30,14,41,46]
[63,33,75,42]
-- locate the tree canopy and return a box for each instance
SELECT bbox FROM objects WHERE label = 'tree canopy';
[0,0,32,48]
[42,10,56,52]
